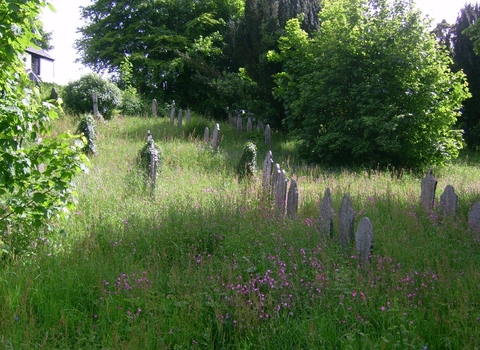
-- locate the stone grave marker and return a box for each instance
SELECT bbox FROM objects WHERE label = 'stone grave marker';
[468,202,480,232]
[152,99,157,117]
[92,92,99,117]
[262,151,273,191]
[258,120,264,132]
[169,100,175,125]
[287,179,299,220]
[203,127,209,143]
[247,117,252,132]
[440,185,458,215]
[338,193,355,249]
[177,109,183,128]
[237,116,243,133]
[356,217,374,261]
[275,169,287,216]
[420,169,437,208]
[50,87,58,100]
[186,108,191,123]
[319,188,335,237]
[212,123,220,149]
[265,124,271,148]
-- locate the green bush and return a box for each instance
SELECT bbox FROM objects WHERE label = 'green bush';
[63,73,122,119]
[236,141,257,180]
[121,87,145,116]
[183,116,211,139]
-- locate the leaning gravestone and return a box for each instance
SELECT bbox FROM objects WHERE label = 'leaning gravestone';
[275,169,287,216]
[338,193,355,250]
[247,117,252,132]
[356,217,374,261]
[265,124,271,149]
[319,188,335,237]
[203,127,209,143]
[440,185,458,215]
[212,123,220,149]
[177,109,183,128]
[468,202,480,232]
[287,179,299,220]
[170,100,175,125]
[420,169,437,208]
[152,99,158,117]
[262,151,273,191]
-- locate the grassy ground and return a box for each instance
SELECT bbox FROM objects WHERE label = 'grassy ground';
[1,113,480,349]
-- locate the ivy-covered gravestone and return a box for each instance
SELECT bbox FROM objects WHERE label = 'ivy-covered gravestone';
[138,130,162,196]
[76,114,97,155]
[236,141,257,180]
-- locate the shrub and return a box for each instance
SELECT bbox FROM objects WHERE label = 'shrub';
[63,73,122,119]
[183,116,211,139]
[236,141,257,180]
[76,114,97,155]
[121,87,145,116]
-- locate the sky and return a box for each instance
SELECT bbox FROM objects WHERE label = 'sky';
[40,0,466,85]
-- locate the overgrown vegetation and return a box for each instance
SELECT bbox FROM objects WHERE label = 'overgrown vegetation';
[1,115,480,348]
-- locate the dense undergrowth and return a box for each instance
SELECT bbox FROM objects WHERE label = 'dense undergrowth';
[1,114,480,349]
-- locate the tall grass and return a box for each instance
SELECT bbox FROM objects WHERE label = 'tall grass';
[1,114,480,349]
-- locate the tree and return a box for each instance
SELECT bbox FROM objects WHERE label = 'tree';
[269,0,470,169]
[454,4,480,148]
[0,0,88,256]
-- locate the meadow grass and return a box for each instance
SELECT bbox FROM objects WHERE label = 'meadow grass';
[1,113,480,349]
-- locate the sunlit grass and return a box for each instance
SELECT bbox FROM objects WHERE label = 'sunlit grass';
[1,114,480,349]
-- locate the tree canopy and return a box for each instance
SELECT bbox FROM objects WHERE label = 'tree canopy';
[269,0,470,169]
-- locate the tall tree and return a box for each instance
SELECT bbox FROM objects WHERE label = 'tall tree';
[454,3,480,148]
[269,0,470,169]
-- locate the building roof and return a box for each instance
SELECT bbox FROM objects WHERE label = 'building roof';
[26,47,54,61]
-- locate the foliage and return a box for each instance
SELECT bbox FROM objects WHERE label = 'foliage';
[236,141,257,179]
[76,114,97,155]
[63,73,122,119]
[0,0,88,257]
[118,57,145,116]
[183,116,211,139]
[453,4,480,149]
[269,0,470,169]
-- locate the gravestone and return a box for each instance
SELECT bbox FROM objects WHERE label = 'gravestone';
[420,169,437,208]
[237,117,243,133]
[152,99,157,117]
[92,92,99,117]
[272,163,281,195]
[177,109,183,128]
[247,117,253,132]
[287,179,299,220]
[468,202,480,232]
[275,169,287,216]
[212,123,220,149]
[228,112,234,126]
[50,87,58,100]
[186,109,191,123]
[203,127,209,143]
[338,193,355,249]
[265,124,271,148]
[258,120,264,132]
[319,188,335,237]
[356,217,374,261]
[169,100,175,125]
[440,185,458,215]
[262,151,273,191]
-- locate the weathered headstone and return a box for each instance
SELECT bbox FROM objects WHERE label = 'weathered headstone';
[468,202,480,232]
[212,123,220,149]
[186,108,191,123]
[272,163,281,195]
[338,193,355,249]
[228,112,234,126]
[203,127,210,143]
[152,99,158,117]
[177,109,183,128]
[262,151,273,191]
[275,169,287,216]
[319,188,335,237]
[287,179,299,220]
[356,217,374,261]
[237,116,243,133]
[420,169,437,208]
[92,92,99,117]
[265,124,271,148]
[50,87,58,100]
[169,100,175,125]
[247,117,252,132]
[440,185,458,215]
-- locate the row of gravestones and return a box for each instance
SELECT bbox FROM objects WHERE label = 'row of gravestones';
[262,150,373,260]
[421,169,480,232]
[228,111,272,149]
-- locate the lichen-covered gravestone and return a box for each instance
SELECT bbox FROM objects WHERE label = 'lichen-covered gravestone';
[440,185,458,215]
[319,188,335,237]
[262,151,273,191]
[468,202,480,232]
[203,127,209,143]
[338,193,355,249]
[177,109,183,128]
[212,123,220,149]
[139,131,161,197]
[287,179,299,220]
[169,100,175,125]
[152,99,157,117]
[356,217,374,261]
[265,124,271,148]
[275,169,287,216]
[420,169,437,208]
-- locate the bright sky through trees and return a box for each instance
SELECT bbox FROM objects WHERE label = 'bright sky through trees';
[40,0,463,85]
